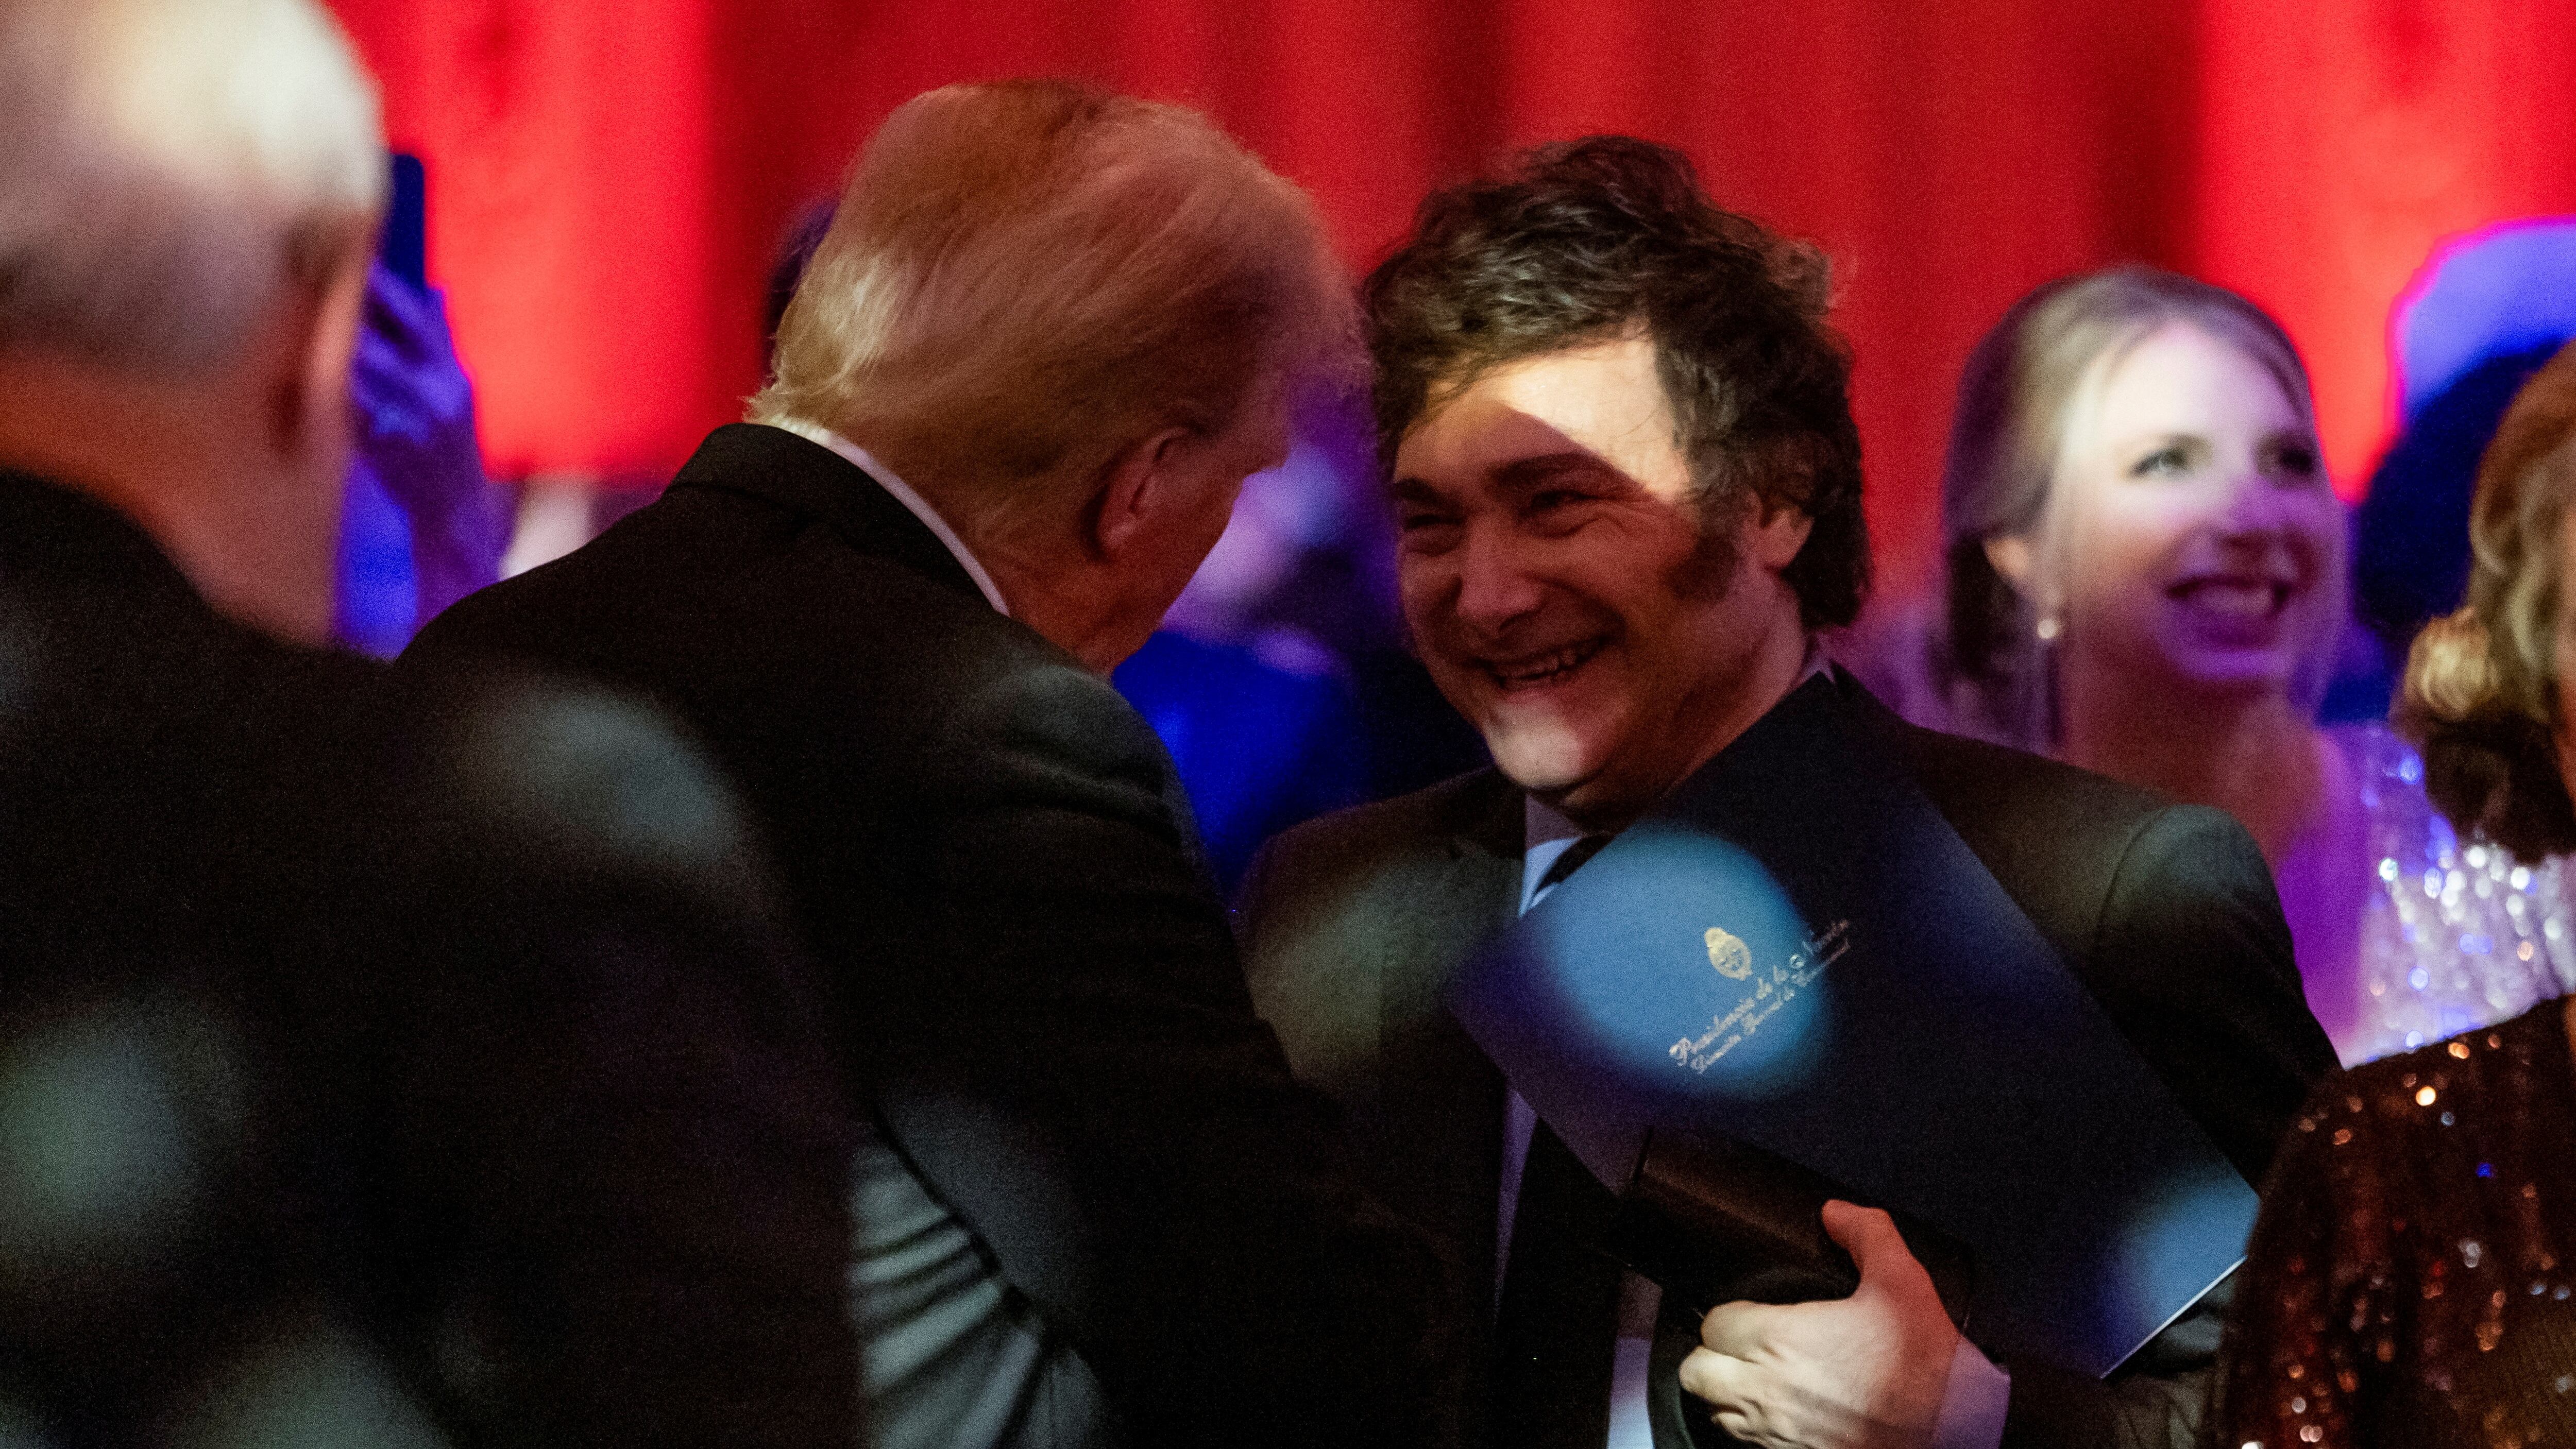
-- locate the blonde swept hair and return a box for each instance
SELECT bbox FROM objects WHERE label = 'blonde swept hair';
[2399,341,2576,862]
[750,80,1358,549]
[0,0,386,373]
[1934,266,2327,747]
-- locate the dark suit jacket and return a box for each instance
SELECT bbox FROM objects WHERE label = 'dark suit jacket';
[0,469,855,1448]
[1240,668,2338,1449]
[407,423,1455,1448]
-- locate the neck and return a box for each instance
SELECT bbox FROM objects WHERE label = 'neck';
[979,548,1139,674]
[1552,610,1812,836]
[2057,650,2324,863]
[0,355,338,644]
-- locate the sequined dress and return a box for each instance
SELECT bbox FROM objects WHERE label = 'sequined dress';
[2314,724,2576,1064]
[2219,1000,2576,1448]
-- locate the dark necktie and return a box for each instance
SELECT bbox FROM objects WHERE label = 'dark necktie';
[1494,832,1622,1449]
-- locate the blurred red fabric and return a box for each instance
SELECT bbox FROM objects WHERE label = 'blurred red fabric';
[327,0,2576,599]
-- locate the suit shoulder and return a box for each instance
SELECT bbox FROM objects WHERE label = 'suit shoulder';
[1892,721,2170,844]
[394,668,776,906]
[1251,770,1514,899]
[1239,769,1514,980]
[930,643,1173,793]
[1885,721,2262,967]
[410,483,1098,760]
[1893,722,2175,873]
[1904,723,2269,894]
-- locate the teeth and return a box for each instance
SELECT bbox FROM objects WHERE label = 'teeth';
[2185,582,2281,617]
[1492,642,1598,687]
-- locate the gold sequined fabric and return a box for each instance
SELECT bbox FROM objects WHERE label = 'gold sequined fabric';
[2218,999,2576,1448]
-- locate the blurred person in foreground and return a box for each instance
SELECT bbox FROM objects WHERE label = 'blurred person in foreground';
[1239,140,2332,1449]
[409,79,1454,1449]
[1885,268,2574,1065]
[2217,340,2576,1449]
[0,0,854,1443]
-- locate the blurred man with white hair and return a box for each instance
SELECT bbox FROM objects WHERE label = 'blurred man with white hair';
[0,2,857,1444]
[412,79,1458,1449]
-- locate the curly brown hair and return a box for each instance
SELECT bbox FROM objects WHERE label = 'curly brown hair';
[2399,340,2576,864]
[1361,137,1868,628]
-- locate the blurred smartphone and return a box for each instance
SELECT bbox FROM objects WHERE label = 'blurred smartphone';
[381,152,427,287]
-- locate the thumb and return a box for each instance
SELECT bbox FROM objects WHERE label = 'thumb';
[1821,1199,1923,1291]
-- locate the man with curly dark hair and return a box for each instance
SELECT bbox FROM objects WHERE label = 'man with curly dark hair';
[1242,138,2332,1449]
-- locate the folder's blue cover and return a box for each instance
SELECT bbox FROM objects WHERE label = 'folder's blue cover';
[1447,674,2257,1376]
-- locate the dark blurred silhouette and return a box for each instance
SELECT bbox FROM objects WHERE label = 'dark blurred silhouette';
[0,475,856,1448]
[2344,219,2576,715]
[0,0,856,1442]
[2354,344,2565,658]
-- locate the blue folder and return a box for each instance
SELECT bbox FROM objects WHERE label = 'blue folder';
[1447,674,2257,1377]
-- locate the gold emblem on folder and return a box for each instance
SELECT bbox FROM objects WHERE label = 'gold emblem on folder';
[1704,926,1753,980]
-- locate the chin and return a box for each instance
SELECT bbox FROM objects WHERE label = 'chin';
[2165,647,2301,695]
[1480,712,1599,794]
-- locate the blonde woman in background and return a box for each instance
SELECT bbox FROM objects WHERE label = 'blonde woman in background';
[2218,340,2576,1449]
[1879,266,2573,1063]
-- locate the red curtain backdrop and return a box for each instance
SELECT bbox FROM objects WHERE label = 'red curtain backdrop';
[327,0,2576,601]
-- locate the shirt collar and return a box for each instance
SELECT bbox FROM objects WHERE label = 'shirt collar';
[1520,795,1586,914]
[764,418,1010,616]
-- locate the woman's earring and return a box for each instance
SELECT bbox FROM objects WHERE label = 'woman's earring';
[2035,611,2062,642]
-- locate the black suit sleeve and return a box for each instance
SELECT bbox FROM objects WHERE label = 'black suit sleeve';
[382,681,859,1449]
[879,662,1457,1449]
[1999,803,2336,1449]
[2079,804,2336,1182]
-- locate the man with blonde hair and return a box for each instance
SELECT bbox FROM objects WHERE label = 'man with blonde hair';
[412,80,1455,1449]
[0,0,856,1443]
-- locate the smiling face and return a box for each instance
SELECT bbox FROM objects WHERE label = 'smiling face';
[2037,321,2341,701]
[1392,333,1812,828]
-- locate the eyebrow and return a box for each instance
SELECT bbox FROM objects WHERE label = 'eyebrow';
[1492,451,1622,490]
[1388,449,1632,506]
[2108,431,2207,458]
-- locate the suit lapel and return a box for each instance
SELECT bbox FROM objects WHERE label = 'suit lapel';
[1382,775,1522,1022]
[1360,774,1524,1312]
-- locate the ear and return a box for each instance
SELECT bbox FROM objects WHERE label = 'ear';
[1748,497,1814,570]
[1981,533,2036,593]
[263,231,372,476]
[1089,424,1197,562]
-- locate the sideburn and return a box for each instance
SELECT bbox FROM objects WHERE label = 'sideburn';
[1669,486,1751,602]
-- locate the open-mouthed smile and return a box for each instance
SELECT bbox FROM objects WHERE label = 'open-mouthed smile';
[1481,637,1607,692]
[2167,576,2292,618]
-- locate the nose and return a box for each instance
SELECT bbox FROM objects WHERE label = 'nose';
[2205,464,2336,579]
[2210,464,2295,542]
[1451,520,1546,636]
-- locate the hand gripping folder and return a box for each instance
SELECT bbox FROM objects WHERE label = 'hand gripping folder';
[1448,672,2255,1377]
